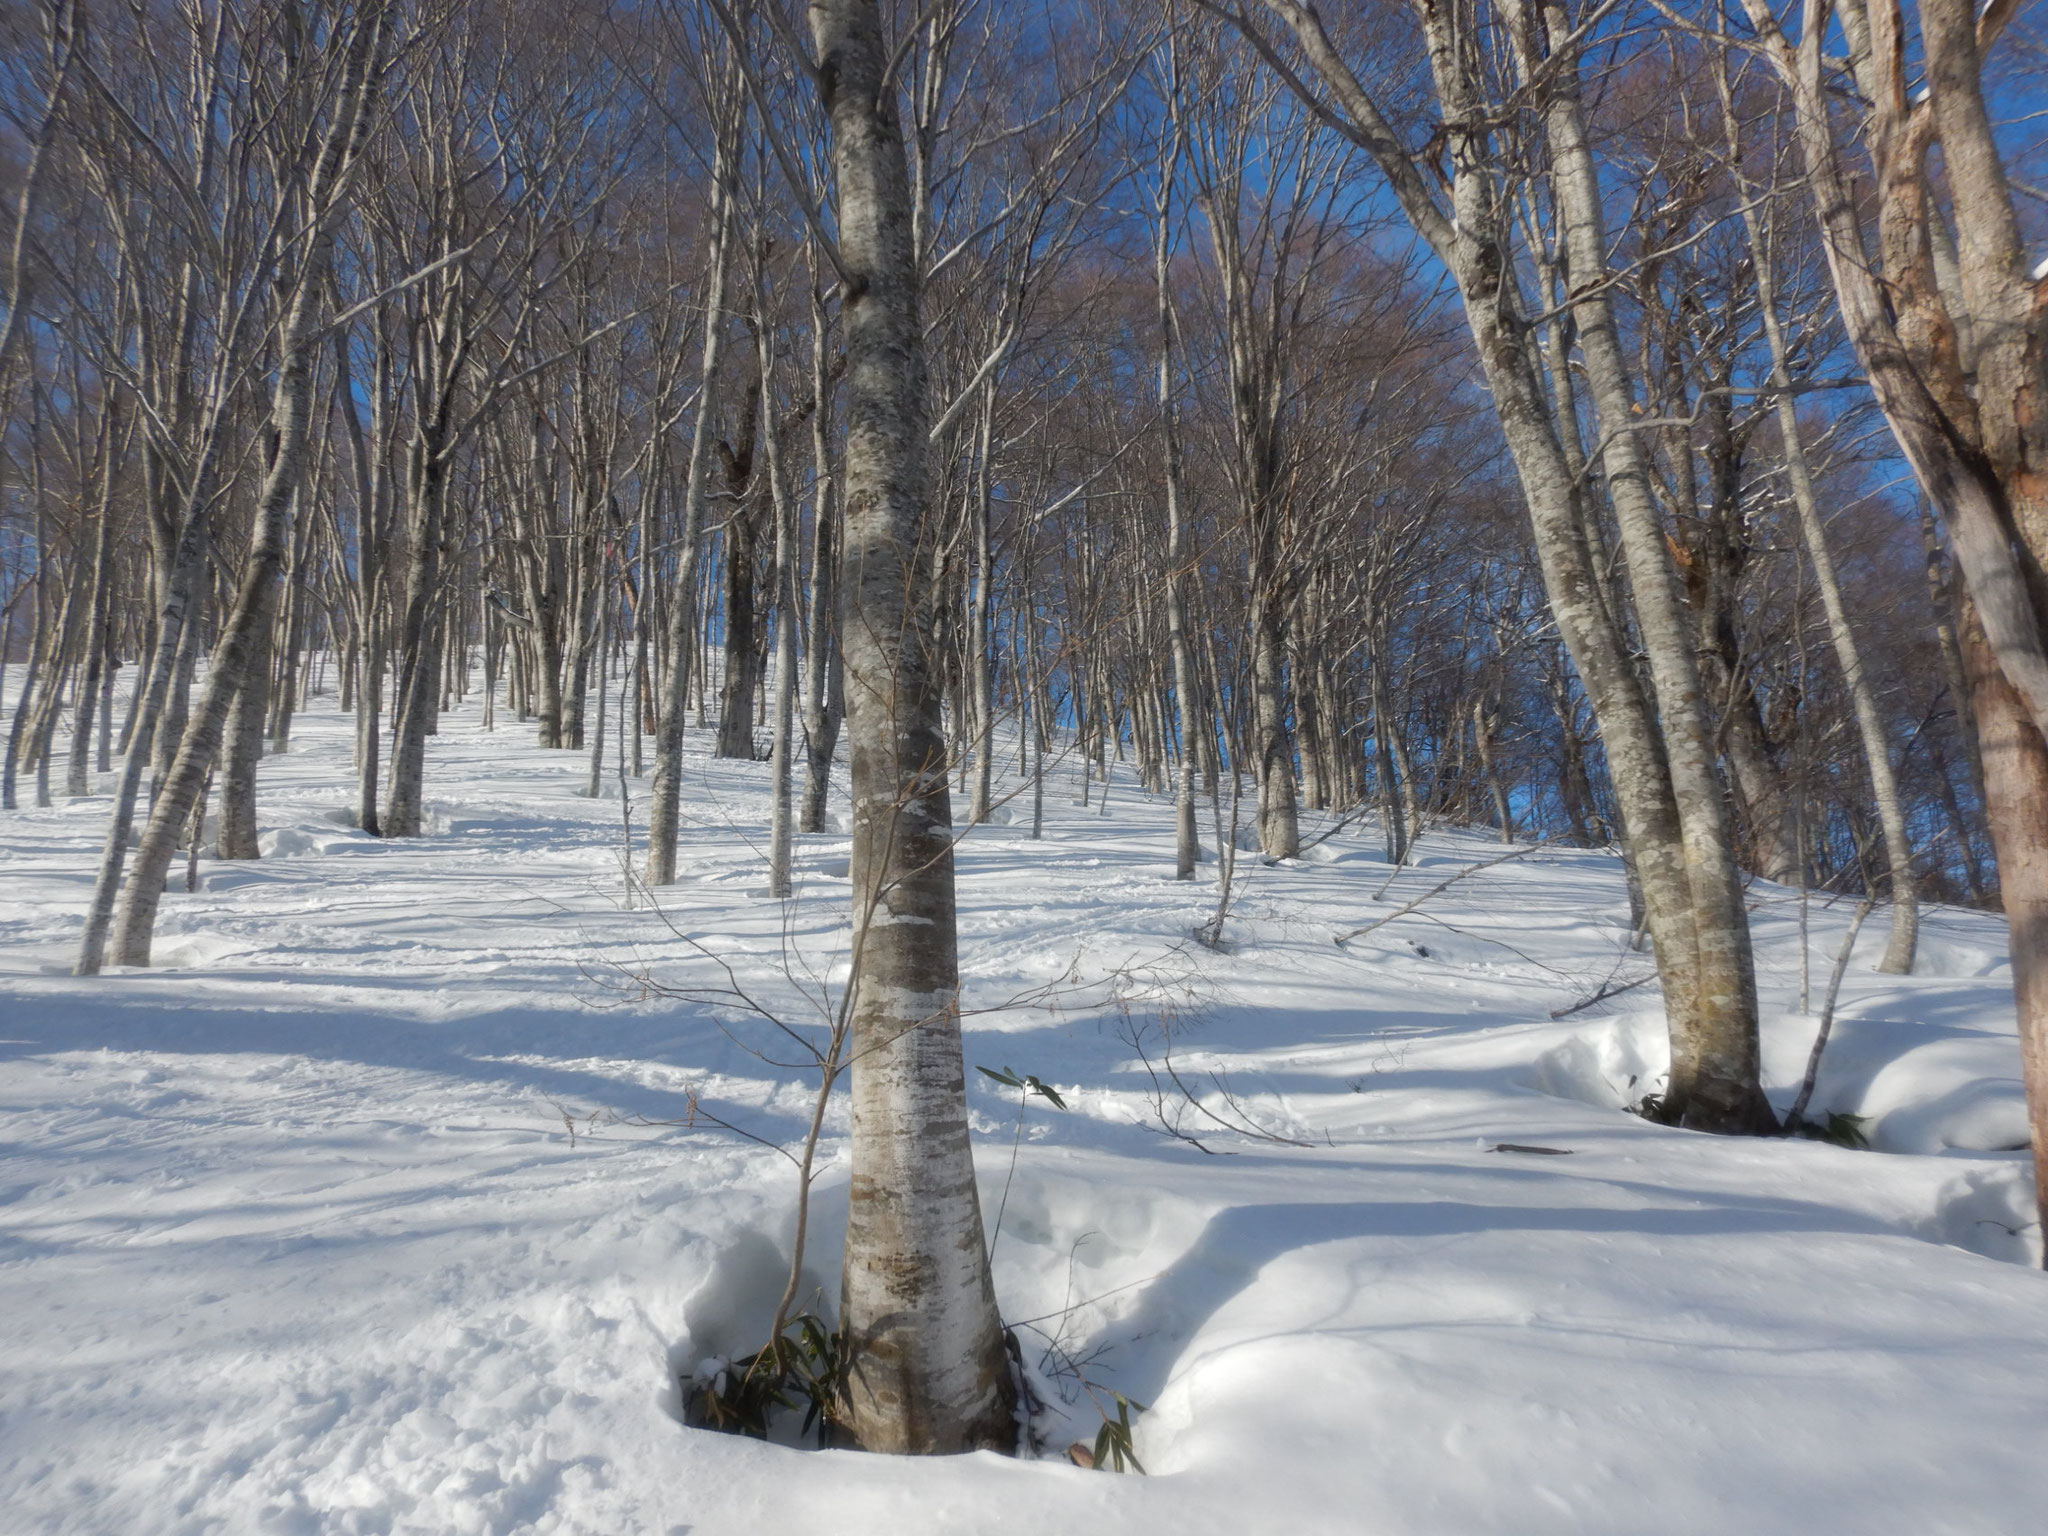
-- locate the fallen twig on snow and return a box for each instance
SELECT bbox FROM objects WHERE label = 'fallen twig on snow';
[1335,836,1563,947]
[1548,969,1658,1019]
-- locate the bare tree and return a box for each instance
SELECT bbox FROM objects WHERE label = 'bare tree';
[804,0,1014,1452]
[1222,0,1774,1131]
[1733,0,2046,1240]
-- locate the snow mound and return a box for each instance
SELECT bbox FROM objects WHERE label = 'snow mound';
[1921,1164,2043,1266]
[1857,1044,2030,1153]
[1526,1014,1668,1110]
[259,821,379,857]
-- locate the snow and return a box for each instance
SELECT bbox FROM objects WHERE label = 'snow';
[2,681,2043,1534]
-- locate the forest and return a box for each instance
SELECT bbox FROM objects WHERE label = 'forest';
[0,0,2044,1530]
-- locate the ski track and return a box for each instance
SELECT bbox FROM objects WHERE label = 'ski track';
[1,686,2043,1535]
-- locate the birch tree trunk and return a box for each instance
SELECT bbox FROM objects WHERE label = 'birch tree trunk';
[809,0,1014,1453]
[645,101,738,885]
[66,435,117,799]
[108,5,389,965]
[215,596,274,860]
[800,270,844,834]
[1160,273,1200,880]
[1737,0,2039,1182]
[1765,308,1917,973]
[1519,0,1764,1126]
[758,267,798,899]
[1250,0,1772,1131]
[966,380,996,826]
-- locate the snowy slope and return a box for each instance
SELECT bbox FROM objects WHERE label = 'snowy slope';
[1,685,2042,1536]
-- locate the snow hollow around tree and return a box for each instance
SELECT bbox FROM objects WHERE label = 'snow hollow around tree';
[1,683,2043,1534]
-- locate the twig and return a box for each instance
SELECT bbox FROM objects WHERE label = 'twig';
[1548,969,1658,1019]
[1336,837,1561,945]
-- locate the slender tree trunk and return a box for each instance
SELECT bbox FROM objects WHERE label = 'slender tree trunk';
[75,492,215,974]
[108,6,388,963]
[215,596,274,860]
[799,278,844,834]
[762,299,799,898]
[967,381,997,825]
[646,108,738,885]
[1157,91,1200,879]
[1736,166,1916,971]
[586,554,612,799]
[96,640,114,775]
[67,455,117,798]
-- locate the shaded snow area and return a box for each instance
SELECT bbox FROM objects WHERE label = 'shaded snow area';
[2,691,2044,1536]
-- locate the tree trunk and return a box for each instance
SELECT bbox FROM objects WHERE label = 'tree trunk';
[1959,603,2048,1266]
[382,442,449,838]
[967,381,997,825]
[1734,165,1917,970]
[799,273,843,833]
[646,105,738,884]
[216,599,273,860]
[106,3,389,963]
[762,295,799,898]
[75,484,217,974]
[1251,593,1298,859]
[1522,0,1767,1130]
[67,459,117,798]
[810,0,1014,1454]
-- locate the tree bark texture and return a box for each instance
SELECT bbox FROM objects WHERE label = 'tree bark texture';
[811,0,1015,1455]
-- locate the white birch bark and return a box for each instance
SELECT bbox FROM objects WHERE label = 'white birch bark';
[108,3,390,965]
[810,0,1014,1452]
[1250,0,1772,1130]
[645,99,738,885]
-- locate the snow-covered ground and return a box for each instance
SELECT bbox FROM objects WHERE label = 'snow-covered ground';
[2,681,2043,1535]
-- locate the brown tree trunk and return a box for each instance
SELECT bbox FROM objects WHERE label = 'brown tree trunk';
[1959,603,2048,1265]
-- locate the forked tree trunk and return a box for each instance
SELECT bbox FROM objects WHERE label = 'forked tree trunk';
[107,4,388,964]
[74,529,208,975]
[1253,0,1772,1131]
[810,0,1014,1453]
[1522,0,1766,1130]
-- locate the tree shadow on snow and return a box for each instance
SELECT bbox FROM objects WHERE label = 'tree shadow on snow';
[1075,1187,1906,1406]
